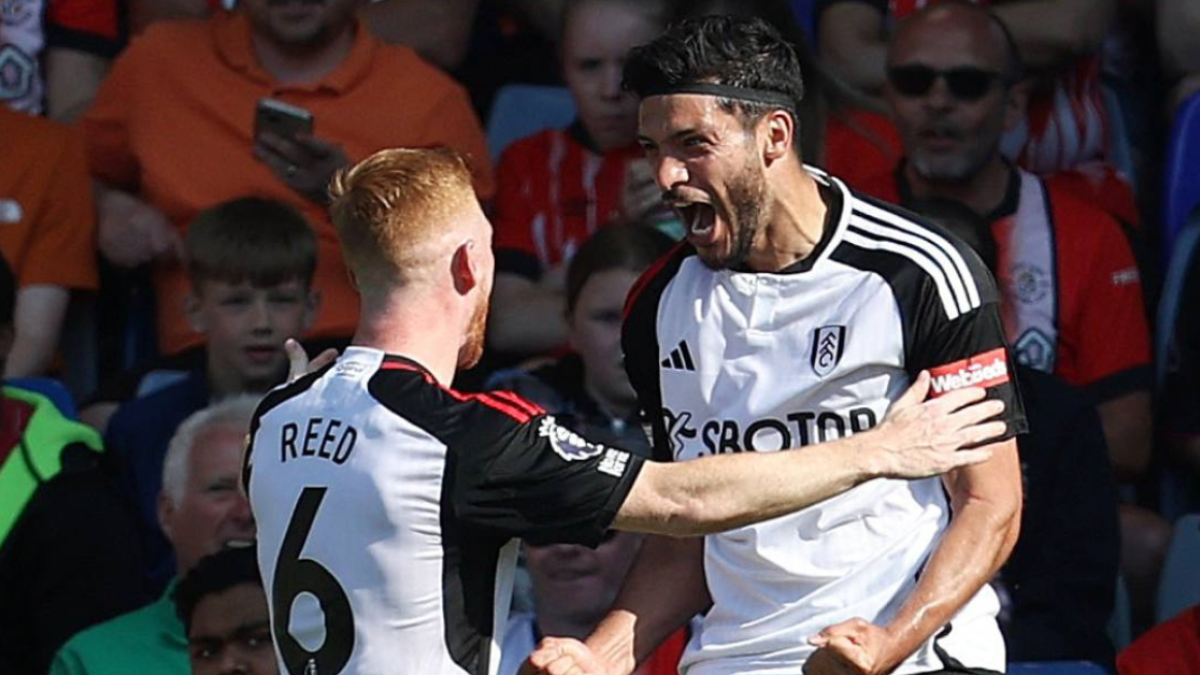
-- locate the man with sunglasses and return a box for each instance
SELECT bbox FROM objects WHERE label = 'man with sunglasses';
[862,0,1158,630]
[864,2,1151,501]
[522,13,1027,675]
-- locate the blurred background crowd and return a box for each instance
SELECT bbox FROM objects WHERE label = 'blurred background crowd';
[0,1,1197,674]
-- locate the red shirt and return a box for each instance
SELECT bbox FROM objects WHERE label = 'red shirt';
[493,125,642,276]
[859,166,1150,398]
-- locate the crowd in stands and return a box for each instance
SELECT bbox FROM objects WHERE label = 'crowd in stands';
[1,0,1198,673]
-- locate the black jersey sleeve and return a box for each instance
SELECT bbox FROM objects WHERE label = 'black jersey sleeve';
[906,257,1029,440]
[451,409,645,547]
[368,364,644,547]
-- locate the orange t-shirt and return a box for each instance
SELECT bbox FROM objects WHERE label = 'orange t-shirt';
[82,13,494,354]
[0,106,98,292]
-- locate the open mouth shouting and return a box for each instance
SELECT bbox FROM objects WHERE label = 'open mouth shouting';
[672,197,722,248]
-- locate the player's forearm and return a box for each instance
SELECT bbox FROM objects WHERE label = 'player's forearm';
[586,536,709,674]
[613,433,875,536]
[879,465,1021,666]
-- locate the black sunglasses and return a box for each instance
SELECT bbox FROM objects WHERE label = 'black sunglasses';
[887,64,1011,102]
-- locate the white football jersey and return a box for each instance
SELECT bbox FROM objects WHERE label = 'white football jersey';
[245,347,643,675]
[622,169,1028,675]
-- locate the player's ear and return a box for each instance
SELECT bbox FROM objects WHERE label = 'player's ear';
[761,109,794,165]
[450,239,480,297]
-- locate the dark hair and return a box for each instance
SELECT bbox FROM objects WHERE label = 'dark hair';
[671,0,822,157]
[895,0,1024,82]
[173,546,262,633]
[623,15,805,143]
[566,224,675,314]
[186,197,318,289]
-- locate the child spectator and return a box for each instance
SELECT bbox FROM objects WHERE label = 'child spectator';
[487,0,673,361]
[104,197,318,594]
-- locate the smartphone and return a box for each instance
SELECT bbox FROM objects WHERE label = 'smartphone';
[254,98,314,141]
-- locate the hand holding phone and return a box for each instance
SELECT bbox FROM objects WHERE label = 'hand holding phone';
[254,98,313,141]
[252,99,348,204]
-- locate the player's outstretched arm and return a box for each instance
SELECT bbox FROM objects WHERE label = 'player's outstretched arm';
[612,371,1005,536]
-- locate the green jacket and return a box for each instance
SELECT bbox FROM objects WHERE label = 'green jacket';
[49,583,187,675]
[0,386,103,544]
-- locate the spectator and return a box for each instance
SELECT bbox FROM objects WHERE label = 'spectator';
[50,396,259,675]
[0,254,147,675]
[82,0,492,356]
[103,197,318,594]
[0,0,122,120]
[0,104,98,378]
[912,199,1120,665]
[817,0,1136,223]
[487,0,672,359]
[126,0,478,72]
[173,546,276,675]
[858,0,1162,631]
[491,223,683,675]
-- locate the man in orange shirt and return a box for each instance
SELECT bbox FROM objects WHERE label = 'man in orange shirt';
[82,0,493,355]
[0,105,98,377]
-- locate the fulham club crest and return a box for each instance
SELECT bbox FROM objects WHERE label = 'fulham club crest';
[811,326,846,377]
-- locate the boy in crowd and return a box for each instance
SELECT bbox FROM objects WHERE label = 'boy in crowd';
[105,197,319,593]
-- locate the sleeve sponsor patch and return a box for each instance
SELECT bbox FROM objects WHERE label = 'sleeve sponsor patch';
[928,348,1011,396]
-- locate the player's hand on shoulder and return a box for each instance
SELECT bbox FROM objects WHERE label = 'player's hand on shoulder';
[520,636,613,675]
[805,618,899,675]
[284,338,339,383]
[868,371,1006,479]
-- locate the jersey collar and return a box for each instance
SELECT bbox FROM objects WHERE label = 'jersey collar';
[771,166,850,275]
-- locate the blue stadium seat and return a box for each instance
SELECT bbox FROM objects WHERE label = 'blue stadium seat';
[1156,215,1200,388]
[1157,513,1200,624]
[5,377,77,419]
[1155,216,1200,519]
[1007,661,1110,674]
[790,0,819,45]
[1162,91,1200,260]
[485,84,577,161]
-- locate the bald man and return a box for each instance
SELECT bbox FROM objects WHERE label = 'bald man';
[860,0,1156,636]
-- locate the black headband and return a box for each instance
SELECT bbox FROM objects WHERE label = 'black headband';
[641,82,797,109]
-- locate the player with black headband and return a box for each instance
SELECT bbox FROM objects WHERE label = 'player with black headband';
[523,14,1027,675]
[246,143,1010,675]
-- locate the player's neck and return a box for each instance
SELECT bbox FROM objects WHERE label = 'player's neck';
[746,167,828,273]
[904,154,1010,216]
[352,299,462,386]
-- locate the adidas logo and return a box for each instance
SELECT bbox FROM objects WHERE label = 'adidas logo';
[660,340,696,372]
